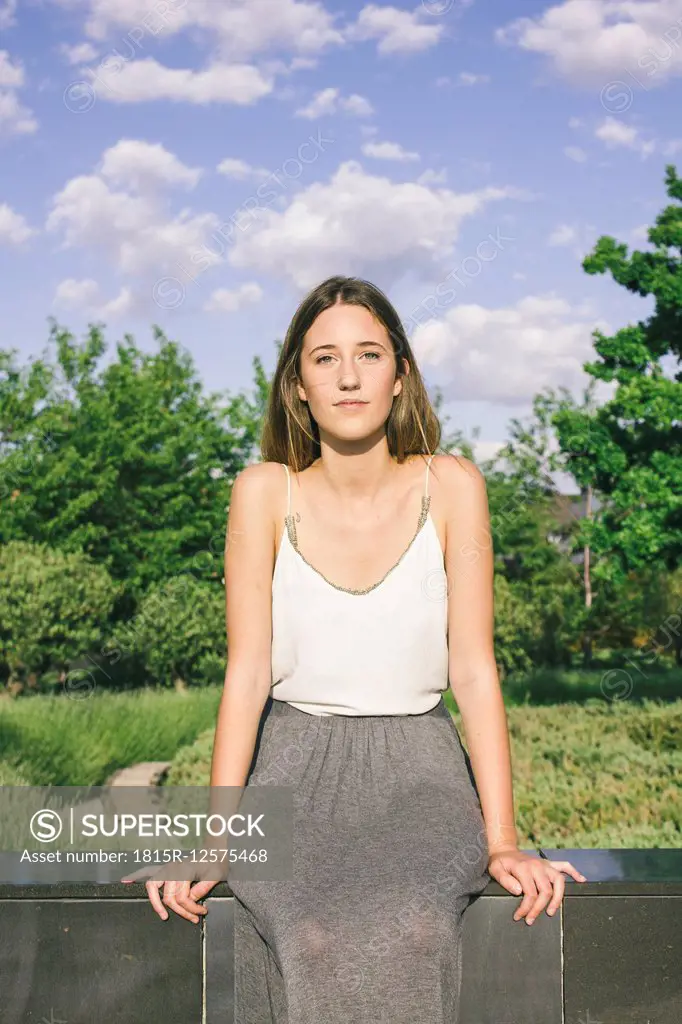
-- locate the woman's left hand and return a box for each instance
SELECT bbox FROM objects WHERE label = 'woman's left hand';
[487,847,587,925]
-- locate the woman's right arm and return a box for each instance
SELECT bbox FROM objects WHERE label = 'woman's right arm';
[136,462,278,923]
[210,462,278,788]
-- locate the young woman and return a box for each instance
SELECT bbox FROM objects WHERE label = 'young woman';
[138,275,586,1022]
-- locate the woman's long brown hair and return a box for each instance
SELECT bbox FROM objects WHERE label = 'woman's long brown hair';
[260,275,442,471]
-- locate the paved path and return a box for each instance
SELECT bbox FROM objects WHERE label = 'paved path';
[106,761,171,787]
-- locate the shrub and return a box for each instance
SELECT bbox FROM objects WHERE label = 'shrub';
[164,697,682,848]
[164,726,216,786]
[0,540,120,692]
[109,574,226,688]
[493,575,537,678]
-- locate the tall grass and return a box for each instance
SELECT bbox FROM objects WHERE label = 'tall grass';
[0,687,221,786]
[498,665,681,706]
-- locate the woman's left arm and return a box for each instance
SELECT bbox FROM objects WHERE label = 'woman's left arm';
[437,454,586,925]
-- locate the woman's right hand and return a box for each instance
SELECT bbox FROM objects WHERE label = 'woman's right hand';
[122,860,221,923]
[145,878,217,923]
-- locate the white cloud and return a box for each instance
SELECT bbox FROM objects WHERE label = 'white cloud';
[417,168,448,185]
[347,4,444,55]
[42,0,465,112]
[294,86,373,118]
[226,159,524,290]
[0,202,36,244]
[564,145,587,162]
[594,116,656,156]
[548,223,577,246]
[59,42,99,65]
[51,0,345,61]
[361,140,420,162]
[288,56,320,71]
[472,439,507,464]
[0,51,22,88]
[410,293,610,403]
[101,287,134,316]
[54,278,134,318]
[45,141,223,289]
[99,139,203,190]
[0,51,38,136]
[217,157,271,181]
[547,222,596,260]
[48,1,446,118]
[497,0,682,87]
[631,224,650,243]
[595,116,637,146]
[568,116,583,128]
[204,282,263,312]
[54,278,101,306]
[457,71,490,86]
[0,0,16,30]
[86,57,274,106]
[0,90,37,134]
[342,92,374,116]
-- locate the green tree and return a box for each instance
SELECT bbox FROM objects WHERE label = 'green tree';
[487,401,590,667]
[0,321,267,608]
[554,164,682,583]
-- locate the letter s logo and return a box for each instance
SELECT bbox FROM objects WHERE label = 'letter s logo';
[30,809,63,843]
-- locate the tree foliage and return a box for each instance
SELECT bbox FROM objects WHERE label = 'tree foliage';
[553,164,682,582]
[0,321,266,608]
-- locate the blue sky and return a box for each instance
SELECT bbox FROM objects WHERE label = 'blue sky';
[1,0,680,472]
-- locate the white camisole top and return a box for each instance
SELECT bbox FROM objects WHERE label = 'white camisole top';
[270,455,449,716]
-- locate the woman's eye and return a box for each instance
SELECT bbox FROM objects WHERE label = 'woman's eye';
[315,351,380,364]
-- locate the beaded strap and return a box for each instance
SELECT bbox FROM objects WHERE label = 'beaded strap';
[281,455,434,595]
[284,492,431,596]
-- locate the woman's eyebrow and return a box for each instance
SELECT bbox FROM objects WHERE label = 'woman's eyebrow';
[309,339,386,355]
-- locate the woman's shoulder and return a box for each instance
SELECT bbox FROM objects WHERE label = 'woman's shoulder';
[233,460,286,483]
[429,451,483,480]
[228,462,287,510]
[428,452,487,503]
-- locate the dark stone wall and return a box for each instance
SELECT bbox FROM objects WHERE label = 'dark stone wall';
[1,850,681,1023]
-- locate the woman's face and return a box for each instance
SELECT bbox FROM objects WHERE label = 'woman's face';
[297,302,406,441]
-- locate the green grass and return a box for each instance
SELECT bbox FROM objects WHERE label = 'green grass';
[0,686,221,786]
[1,669,681,849]
[497,664,681,706]
[0,761,30,785]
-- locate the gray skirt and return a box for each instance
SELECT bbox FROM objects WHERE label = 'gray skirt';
[229,695,491,1024]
